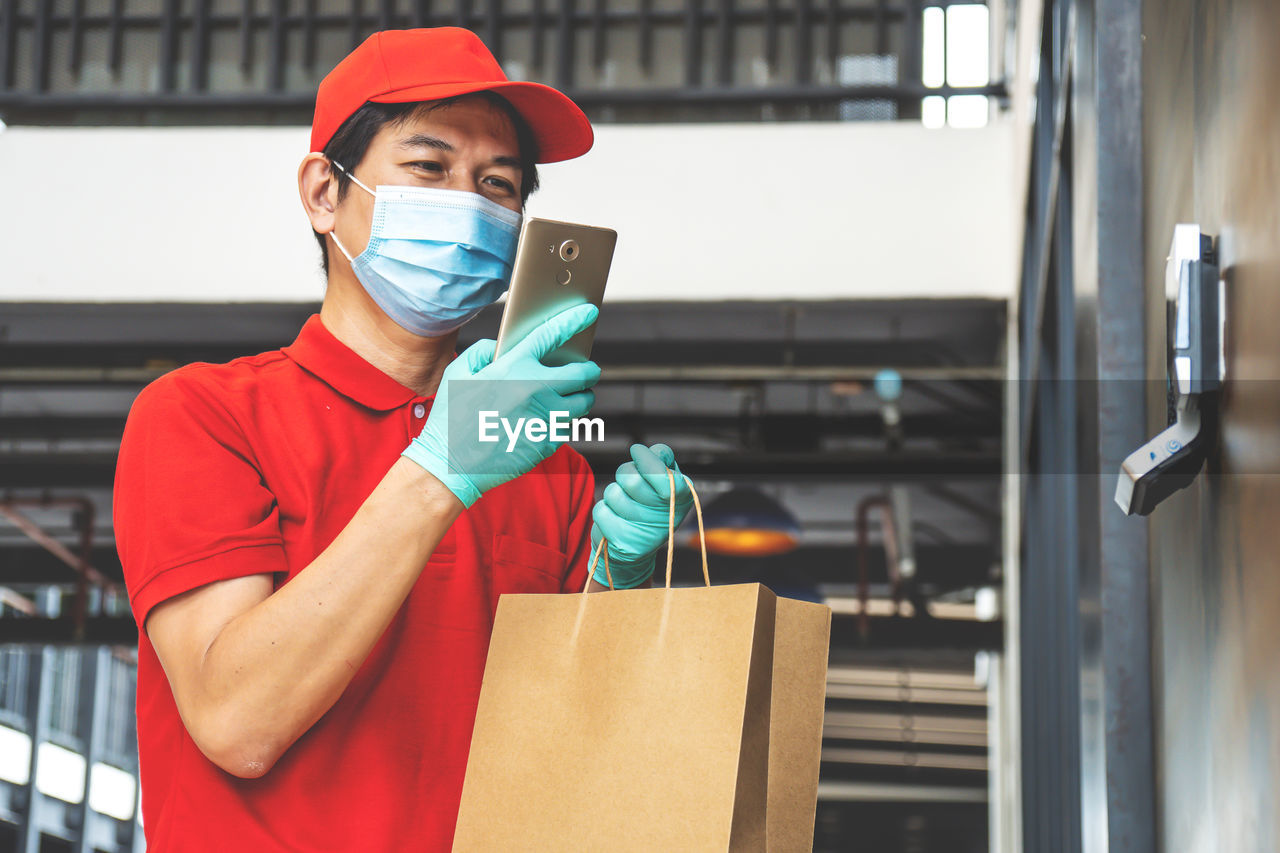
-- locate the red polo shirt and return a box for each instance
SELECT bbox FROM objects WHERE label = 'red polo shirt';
[114,315,595,852]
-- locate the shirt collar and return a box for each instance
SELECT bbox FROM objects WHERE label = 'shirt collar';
[283,315,422,411]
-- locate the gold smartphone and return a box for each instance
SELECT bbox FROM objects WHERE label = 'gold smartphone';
[494,217,617,366]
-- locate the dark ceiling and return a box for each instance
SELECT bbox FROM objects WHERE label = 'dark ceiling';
[1,297,1005,802]
[0,297,1004,631]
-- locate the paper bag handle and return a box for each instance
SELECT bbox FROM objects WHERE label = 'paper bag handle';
[584,470,710,593]
[665,471,709,589]
[587,537,614,590]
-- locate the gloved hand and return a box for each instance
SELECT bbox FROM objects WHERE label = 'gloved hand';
[403,303,601,508]
[589,443,693,588]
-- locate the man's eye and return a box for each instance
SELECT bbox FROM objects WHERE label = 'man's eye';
[412,161,444,172]
[485,176,515,193]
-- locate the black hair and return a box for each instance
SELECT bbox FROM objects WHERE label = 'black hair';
[313,92,541,276]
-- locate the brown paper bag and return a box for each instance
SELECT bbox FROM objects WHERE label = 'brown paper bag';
[766,597,832,852]
[453,476,830,852]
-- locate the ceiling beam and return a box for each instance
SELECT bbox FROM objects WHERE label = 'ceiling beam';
[0,411,1000,442]
[0,450,1001,488]
[0,610,1002,648]
[0,543,996,588]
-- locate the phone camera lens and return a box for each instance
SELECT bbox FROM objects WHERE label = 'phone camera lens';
[558,240,580,262]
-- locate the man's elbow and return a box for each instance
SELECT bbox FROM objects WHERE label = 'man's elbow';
[204,742,281,780]
[215,752,275,779]
[189,717,284,779]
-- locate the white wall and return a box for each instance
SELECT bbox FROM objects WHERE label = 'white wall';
[0,120,1015,302]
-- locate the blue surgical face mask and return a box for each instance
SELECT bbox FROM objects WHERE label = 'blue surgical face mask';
[329,161,522,337]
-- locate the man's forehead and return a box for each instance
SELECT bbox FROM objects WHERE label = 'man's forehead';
[390,97,519,149]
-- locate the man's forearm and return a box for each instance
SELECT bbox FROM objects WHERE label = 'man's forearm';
[185,457,462,775]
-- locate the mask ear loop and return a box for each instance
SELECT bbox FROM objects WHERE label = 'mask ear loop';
[329,159,376,197]
[326,159,375,263]
[329,232,355,264]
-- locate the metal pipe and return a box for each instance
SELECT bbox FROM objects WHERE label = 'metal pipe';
[856,492,916,638]
[69,0,86,74]
[821,747,988,770]
[269,0,288,92]
[192,0,211,90]
[302,0,318,69]
[555,0,574,89]
[33,0,52,93]
[763,0,778,68]
[240,0,255,72]
[486,0,502,60]
[898,0,922,118]
[71,499,95,641]
[0,449,1002,488]
[824,708,987,734]
[794,0,812,84]
[106,0,124,73]
[825,682,987,706]
[1018,3,1077,463]
[159,0,179,92]
[880,496,902,603]
[855,495,888,640]
[0,83,1009,112]
[347,0,362,48]
[873,0,888,55]
[0,363,1003,386]
[0,0,15,89]
[826,665,981,689]
[716,0,734,87]
[590,0,605,71]
[817,781,987,803]
[825,0,839,70]
[824,596,982,621]
[0,499,119,594]
[684,0,703,87]
[1,1,987,34]
[531,0,545,70]
[819,722,988,742]
[0,586,38,615]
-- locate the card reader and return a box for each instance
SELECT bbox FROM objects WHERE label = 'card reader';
[1114,397,1208,516]
[1114,224,1221,516]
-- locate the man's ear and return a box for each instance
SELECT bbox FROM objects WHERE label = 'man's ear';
[298,153,337,235]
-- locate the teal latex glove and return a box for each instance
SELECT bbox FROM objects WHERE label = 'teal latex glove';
[403,303,601,508]
[589,443,694,588]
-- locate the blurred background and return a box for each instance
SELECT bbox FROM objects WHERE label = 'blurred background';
[2,0,1279,851]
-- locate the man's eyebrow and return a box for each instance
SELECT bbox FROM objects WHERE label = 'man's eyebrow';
[396,135,521,170]
[398,134,453,152]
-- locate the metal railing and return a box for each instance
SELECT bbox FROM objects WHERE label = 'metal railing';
[0,0,1003,124]
[0,643,141,851]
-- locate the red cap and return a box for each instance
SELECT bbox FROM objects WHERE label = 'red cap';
[310,27,593,163]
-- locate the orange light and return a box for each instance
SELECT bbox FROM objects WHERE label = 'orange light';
[693,527,800,557]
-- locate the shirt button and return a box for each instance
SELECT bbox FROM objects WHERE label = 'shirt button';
[413,403,426,419]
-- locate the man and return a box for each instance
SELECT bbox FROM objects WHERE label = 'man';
[114,28,692,851]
